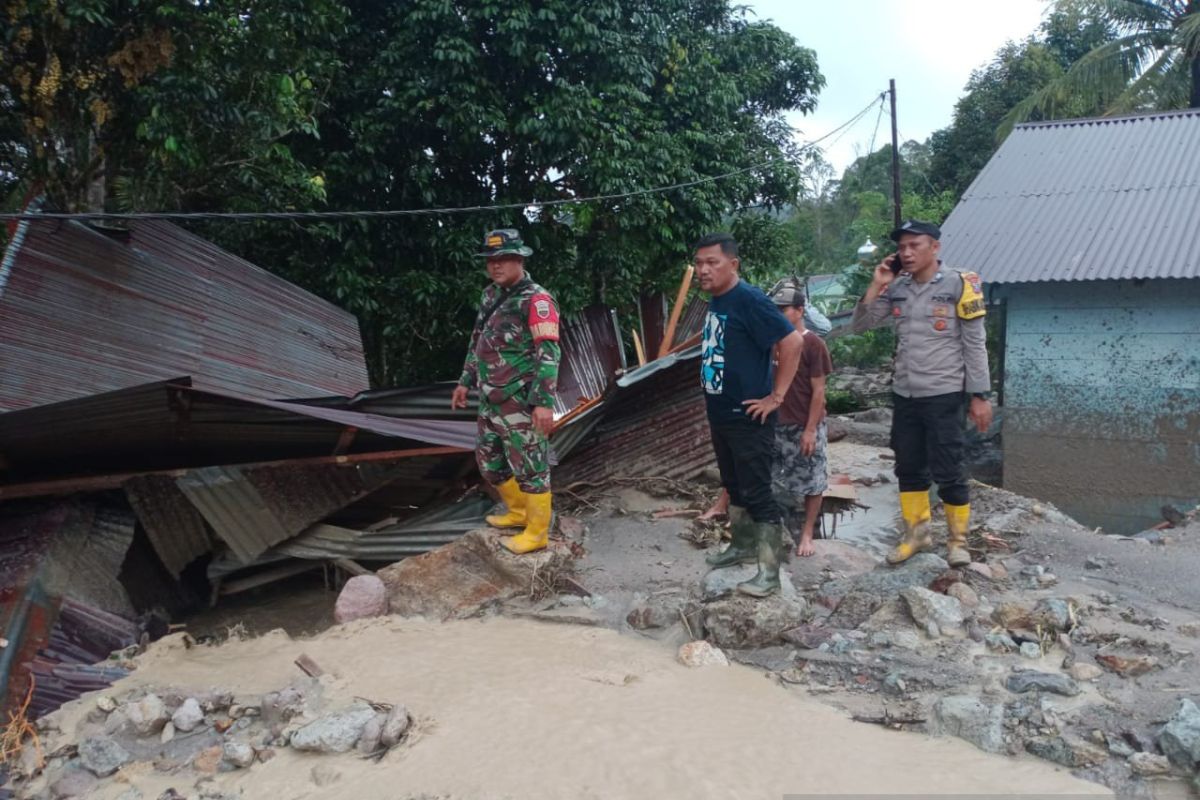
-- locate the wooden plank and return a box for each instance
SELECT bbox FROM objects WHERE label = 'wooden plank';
[333,427,359,456]
[658,265,694,359]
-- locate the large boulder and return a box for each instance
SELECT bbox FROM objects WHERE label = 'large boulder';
[899,586,964,635]
[819,553,948,603]
[289,703,377,754]
[1159,698,1200,771]
[378,530,576,620]
[929,696,1004,754]
[334,575,388,624]
[703,593,810,650]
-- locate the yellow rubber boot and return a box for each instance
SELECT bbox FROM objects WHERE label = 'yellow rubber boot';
[887,491,933,565]
[503,491,551,554]
[486,477,527,530]
[944,503,972,567]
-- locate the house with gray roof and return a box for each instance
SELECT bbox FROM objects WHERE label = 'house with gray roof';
[940,109,1200,534]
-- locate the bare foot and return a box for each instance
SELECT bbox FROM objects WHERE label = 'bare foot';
[796,536,816,557]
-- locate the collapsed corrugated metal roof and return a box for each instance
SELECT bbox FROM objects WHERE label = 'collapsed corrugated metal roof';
[940,109,1200,284]
[0,213,370,412]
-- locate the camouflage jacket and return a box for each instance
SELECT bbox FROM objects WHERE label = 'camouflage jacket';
[458,275,561,408]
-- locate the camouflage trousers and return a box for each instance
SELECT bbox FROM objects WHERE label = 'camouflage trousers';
[476,394,551,493]
[772,420,828,533]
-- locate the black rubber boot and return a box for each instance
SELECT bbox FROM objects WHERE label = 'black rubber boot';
[736,522,783,598]
[706,505,757,568]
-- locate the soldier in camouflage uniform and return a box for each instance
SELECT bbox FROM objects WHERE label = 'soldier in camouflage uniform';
[451,229,561,554]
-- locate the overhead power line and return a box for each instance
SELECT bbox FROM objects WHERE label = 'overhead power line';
[0,93,887,223]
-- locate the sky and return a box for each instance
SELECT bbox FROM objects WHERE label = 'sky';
[747,0,1050,174]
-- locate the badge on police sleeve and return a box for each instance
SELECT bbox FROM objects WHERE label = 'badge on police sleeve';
[534,299,551,319]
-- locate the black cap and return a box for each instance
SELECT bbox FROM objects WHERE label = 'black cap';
[889,219,941,242]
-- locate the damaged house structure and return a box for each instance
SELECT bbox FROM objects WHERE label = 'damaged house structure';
[0,210,712,719]
[941,109,1200,534]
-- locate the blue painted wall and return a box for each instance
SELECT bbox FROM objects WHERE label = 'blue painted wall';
[995,279,1200,533]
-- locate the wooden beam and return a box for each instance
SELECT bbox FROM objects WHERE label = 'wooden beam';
[333,427,359,456]
[658,264,694,359]
[631,329,647,367]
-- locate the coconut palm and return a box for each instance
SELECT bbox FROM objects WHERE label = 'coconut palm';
[1003,0,1200,132]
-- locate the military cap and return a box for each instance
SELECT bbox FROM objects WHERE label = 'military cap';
[889,219,941,242]
[477,228,533,258]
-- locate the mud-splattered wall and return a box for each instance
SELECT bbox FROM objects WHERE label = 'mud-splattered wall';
[996,279,1200,534]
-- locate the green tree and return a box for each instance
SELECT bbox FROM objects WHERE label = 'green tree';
[1004,0,1200,129]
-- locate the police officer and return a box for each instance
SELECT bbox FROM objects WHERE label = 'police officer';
[851,220,993,567]
[451,229,561,555]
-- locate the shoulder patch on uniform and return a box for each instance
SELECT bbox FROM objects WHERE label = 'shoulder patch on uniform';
[956,271,986,320]
[528,292,560,342]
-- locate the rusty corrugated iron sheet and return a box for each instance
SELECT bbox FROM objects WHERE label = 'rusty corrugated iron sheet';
[0,215,370,413]
[174,460,409,564]
[553,305,626,417]
[675,296,709,344]
[124,475,214,579]
[638,292,667,359]
[941,109,1200,284]
[0,379,474,484]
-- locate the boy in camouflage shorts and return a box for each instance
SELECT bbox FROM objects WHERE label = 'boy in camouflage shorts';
[768,278,833,557]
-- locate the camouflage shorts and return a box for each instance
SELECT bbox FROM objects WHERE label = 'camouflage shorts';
[772,420,829,505]
[476,394,551,493]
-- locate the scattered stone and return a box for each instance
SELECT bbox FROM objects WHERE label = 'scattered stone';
[965,562,993,580]
[261,682,319,735]
[1031,598,1073,633]
[1019,642,1042,660]
[78,737,132,777]
[1084,556,1107,570]
[1178,622,1200,638]
[311,764,342,787]
[192,745,223,774]
[900,587,964,634]
[222,741,255,769]
[1021,565,1045,578]
[1069,663,1103,682]
[985,633,1017,652]
[380,705,411,749]
[990,561,1009,580]
[626,593,688,630]
[160,721,176,743]
[702,593,810,649]
[96,696,117,714]
[334,575,388,624]
[820,553,949,603]
[892,630,921,650]
[1036,573,1058,587]
[1026,736,1107,768]
[357,713,385,755]
[378,530,577,620]
[930,696,1005,753]
[1106,734,1136,758]
[946,582,979,609]
[50,767,99,799]
[882,672,907,695]
[826,591,883,629]
[257,748,276,763]
[290,703,377,754]
[1129,752,1173,776]
[1159,698,1200,771]
[1096,653,1158,677]
[125,693,170,736]
[781,624,835,650]
[677,640,729,668]
[1006,671,1081,697]
[157,791,185,800]
[993,602,1033,630]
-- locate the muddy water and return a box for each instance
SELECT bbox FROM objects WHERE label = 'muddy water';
[83,617,1109,800]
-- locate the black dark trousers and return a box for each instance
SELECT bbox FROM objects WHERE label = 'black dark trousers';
[709,415,781,523]
[891,392,970,506]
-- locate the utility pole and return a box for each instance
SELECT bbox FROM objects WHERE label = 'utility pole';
[889,79,901,228]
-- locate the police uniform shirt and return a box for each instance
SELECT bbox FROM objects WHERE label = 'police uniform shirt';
[851,268,990,398]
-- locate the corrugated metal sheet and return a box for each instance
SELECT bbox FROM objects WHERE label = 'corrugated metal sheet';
[554,305,626,416]
[175,460,407,564]
[0,378,474,484]
[638,292,667,357]
[0,215,370,412]
[674,297,709,344]
[941,109,1200,284]
[124,475,214,578]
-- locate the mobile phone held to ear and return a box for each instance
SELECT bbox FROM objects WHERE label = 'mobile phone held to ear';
[888,254,903,274]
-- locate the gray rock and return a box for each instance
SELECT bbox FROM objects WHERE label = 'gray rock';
[826,591,883,629]
[261,681,320,735]
[357,713,385,755]
[1031,598,1073,632]
[1019,642,1043,660]
[1159,698,1200,771]
[50,767,99,799]
[1006,671,1081,697]
[334,575,388,624]
[1129,752,1172,776]
[946,582,979,609]
[882,672,907,695]
[930,696,1005,753]
[821,553,948,600]
[900,587,963,634]
[892,630,921,650]
[379,705,411,749]
[125,693,169,736]
[222,741,255,769]
[702,564,798,601]
[1026,736,1106,768]
[78,737,132,777]
[171,698,204,733]
[702,593,810,649]
[677,640,729,667]
[289,703,377,754]
[1106,734,1136,758]
[626,593,689,630]
[985,633,1017,652]
[1069,663,1103,682]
